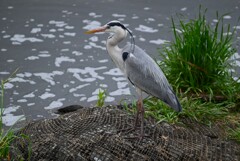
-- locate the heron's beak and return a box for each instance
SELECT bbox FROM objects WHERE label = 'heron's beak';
[85,26,107,34]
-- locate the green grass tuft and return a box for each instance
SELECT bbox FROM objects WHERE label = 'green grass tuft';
[228,126,240,143]
[144,96,230,125]
[0,70,31,160]
[160,7,239,101]
[96,89,107,107]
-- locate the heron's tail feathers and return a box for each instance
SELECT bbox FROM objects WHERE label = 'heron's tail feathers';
[164,88,182,112]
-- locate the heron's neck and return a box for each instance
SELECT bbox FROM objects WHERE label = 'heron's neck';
[106,29,127,72]
[106,29,127,51]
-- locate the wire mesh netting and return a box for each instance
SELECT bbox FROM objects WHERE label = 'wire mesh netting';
[11,106,240,161]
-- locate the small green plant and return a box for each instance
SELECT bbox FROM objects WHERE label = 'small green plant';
[144,97,179,124]
[144,96,230,125]
[96,89,107,107]
[0,70,31,160]
[228,126,240,143]
[160,6,239,101]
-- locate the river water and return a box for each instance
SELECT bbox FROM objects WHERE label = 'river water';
[0,0,239,127]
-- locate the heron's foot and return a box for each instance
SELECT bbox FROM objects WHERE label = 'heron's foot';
[117,125,149,140]
[117,125,138,134]
[123,132,149,141]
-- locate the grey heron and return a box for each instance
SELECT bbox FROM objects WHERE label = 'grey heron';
[85,20,182,138]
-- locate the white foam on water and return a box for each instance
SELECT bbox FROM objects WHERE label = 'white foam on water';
[147,18,155,22]
[27,103,35,106]
[49,20,67,27]
[25,56,39,60]
[103,68,123,76]
[89,42,106,50]
[39,92,56,99]
[89,12,102,18]
[63,84,69,88]
[105,96,115,102]
[82,20,102,30]
[0,71,10,75]
[1,48,7,52]
[65,26,74,29]
[109,88,131,96]
[10,77,36,84]
[17,72,32,78]
[3,35,11,38]
[112,13,126,17]
[135,25,158,33]
[80,97,87,101]
[7,6,14,9]
[67,66,107,82]
[98,59,108,63]
[132,16,139,19]
[44,98,66,110]
[63,41,71,44]
[89,36,98,42]
[233,26,240,29]
[91,88,104,95]
[64,32,76,36]
[49,29,56,32]
[41,34,55,38]
[17,99,27,103]
[55,56,76,67]
[144,7,151,10]
[87,95,98,102]
[69,83,90,93]
[236,60,240,66]
[3,35,11,39]
[223,32,232,36]
[37,114,43,118]
[31,28,41,34]
[175,28,182,33]
[7,59,15,62]
[23,92,35,98]
[181,7,187,11]
[34,71,64,85]
[39,50,49,54]
[112,76,126,81]
[10,34,43,44]
[2,114,25,126]
[230,52,240,60]
[72,51,83,56]
[38,53,51,57]
[37,24,44,27]
[3,82,14,89]
[61,48,70,52]
[73,93,85,97]
[117,81,128,89]
[223,15,232,19]
[139,37,146,41]
[13,91,19,95]
[233,77,240,83]
[99,84,108,88]
[84,45,92,49]
[3,105,20,115]
[149,39,169,45]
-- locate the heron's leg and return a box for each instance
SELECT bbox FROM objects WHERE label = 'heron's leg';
[137,98,145,138]
[134,100,140,128]
[136,88,145,138]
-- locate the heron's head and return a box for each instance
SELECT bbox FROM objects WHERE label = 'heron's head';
[85,20,129,37]
[85,20,135,53]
